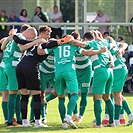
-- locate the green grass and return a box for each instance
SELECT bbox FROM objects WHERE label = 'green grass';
[0,93,133,133]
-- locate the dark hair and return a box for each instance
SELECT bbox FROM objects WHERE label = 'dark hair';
[71,31,80,39]
[1,10,6,13]
[83,31,94,40]
[20,24,31,33]
[103,32,109,36]
[34,6,42,15]
[118,36,123,41]
[20,9,27,17]
[53,5,58,9]
[38,25,51,34]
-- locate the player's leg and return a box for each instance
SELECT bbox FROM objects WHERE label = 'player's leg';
[55,73,67,128]
[0,66,8,124]
[92,67,110,128]
[112,67,128,126]
[64,71,78,129]
[77,66,92,123]
[121,95,133,126]
[5,65,20,126]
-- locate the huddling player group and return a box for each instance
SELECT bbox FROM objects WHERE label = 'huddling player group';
[0,24,133,129]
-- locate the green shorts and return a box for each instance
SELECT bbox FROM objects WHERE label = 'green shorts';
[55,70,78,95]
[76,65,92,93]
[40,71,55,90]
[4,62,18,91]
[112,66,128,92]
[92,67,114,94]
[0,67,7,91]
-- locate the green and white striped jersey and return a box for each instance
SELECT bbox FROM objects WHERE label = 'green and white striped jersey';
[39,52,54,74]
[85,40,110,68]
[3,33,25,64]
[75,52,92,69]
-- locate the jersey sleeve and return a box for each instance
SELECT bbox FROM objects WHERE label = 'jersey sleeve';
[85,41,92,49]
[44,47,54,54]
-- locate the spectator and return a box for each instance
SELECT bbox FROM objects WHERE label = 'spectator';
[92,10,111,34]
[32,6,48,30]
[103,31,109,39]
[19,9,30,22]
[0,10,8,62]
[0,10,8,39]
[116,36,124,42]
[130,17,133,43]
[49,5,62,39]
[8,11,22,33]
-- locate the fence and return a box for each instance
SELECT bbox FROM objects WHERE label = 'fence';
[0,22,133,39]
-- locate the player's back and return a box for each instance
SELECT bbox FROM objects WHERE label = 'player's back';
[53,43,79,73]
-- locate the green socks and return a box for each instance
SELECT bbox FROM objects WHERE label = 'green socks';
[79,93,88,116]
[41,103,46,118]
[105,94,114,114]
[2,101,8,121]
[67,94,78,116]
[8,94,17,123]
[115,104,122,120]
[58,97,66,123]
[122,100,132,115]
[105,99,114,124]
[46,92,57,102]
[94,100,102,126]
[15,94,22,122]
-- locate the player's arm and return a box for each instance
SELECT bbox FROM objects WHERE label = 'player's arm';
[117,42,128,57]
[18,38,46,52]
[37,42,55,55]
[80,46,107,56]
[70,40,86,48]
[13,34,72,49]
[1,35,13,50]
[0,37,7,44]
[13,35,32,44]
[108,50,114,68]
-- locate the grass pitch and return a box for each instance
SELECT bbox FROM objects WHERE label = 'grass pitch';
[0,93,133,133]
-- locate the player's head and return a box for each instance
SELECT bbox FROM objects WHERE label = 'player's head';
[22,27,37,40]
[83,31,94,41]
[20,24,31,33]
[71,31,80,40]
[38,25,52,40]
[103,31,109,38]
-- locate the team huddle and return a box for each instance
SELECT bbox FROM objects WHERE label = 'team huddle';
[0,24,133,129]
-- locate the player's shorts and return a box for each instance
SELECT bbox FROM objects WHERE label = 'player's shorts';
[92,67,114,94]
[16,63,40,90]
[55,70,78,95]
[112,66,128,92]
[4,62,18,91]
[0,66,7,91]
[76,65,92,93]
[40,71,55,90]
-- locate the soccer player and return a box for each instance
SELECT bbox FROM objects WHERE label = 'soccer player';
[29,26,56,124]
[0,37,9,124]
[13,28,74,127]
[71,31,115,128]
[100,33,133,126]
[70,31,93,123]
[38,35,106,129]
[1,26,37,126]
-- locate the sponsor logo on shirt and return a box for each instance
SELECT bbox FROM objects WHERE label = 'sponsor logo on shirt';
[58,58,71,64]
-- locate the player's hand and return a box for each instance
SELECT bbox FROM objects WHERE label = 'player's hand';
[109,61,114,68]
[100,46,107,53]
[9,29,17,35]
[116,49,124,57]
